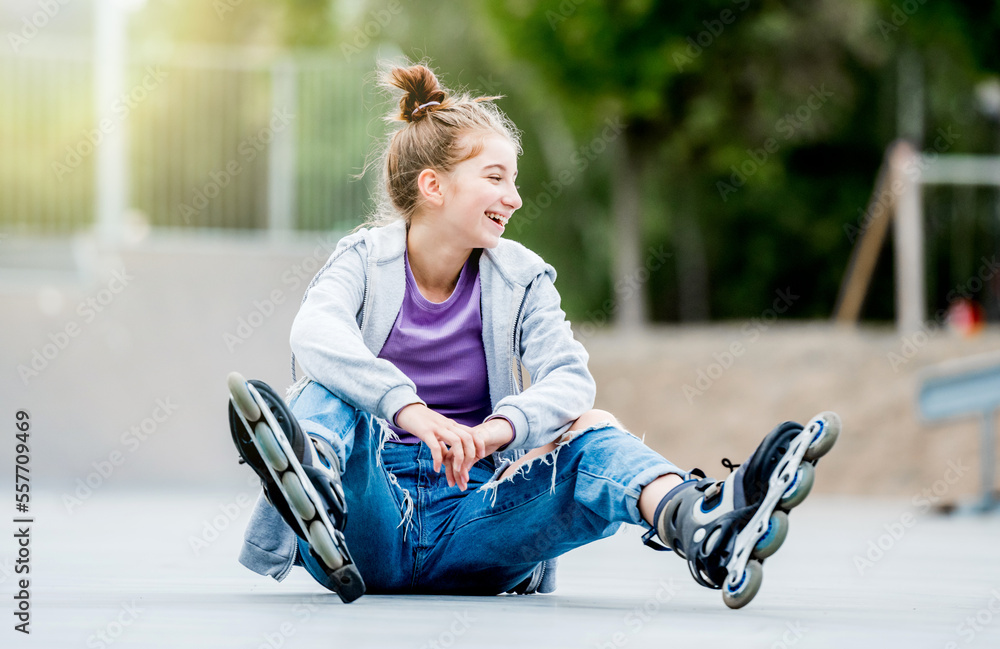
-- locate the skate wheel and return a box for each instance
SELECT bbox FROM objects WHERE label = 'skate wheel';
[780,463,814,510]
[254,422,289,472]
[282,472,317,520]
[308,520,345,570]
[753,511,788,559]
[804,412,840,462]
[228,372,261,421]
[723,560,763,609]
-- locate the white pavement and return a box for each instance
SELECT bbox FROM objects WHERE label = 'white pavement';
[3,492,1000,648]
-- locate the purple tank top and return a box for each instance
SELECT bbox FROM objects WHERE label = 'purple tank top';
[378,249,492,443]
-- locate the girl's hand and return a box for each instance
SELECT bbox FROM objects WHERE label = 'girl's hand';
[469,418,515,457]
[394,404,484,490]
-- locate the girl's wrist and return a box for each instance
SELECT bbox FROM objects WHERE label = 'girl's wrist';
[486,416,515,451]
[394,402,426,428]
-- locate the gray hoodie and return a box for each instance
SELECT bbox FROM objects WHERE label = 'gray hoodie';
[239,218,595,591]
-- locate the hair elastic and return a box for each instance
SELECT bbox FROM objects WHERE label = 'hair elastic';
[412,100,440,116]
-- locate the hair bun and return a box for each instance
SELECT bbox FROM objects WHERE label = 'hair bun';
[384,64,448,123]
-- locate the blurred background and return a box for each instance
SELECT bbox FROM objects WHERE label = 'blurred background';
[2,0,1000,507]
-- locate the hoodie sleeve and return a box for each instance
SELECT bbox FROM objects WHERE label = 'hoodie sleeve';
[289,237,423,422]
[490,267,596,451]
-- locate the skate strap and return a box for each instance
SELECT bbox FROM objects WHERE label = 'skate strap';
[721,458,740,472]
[641,528,673,552]
[642,471,706,553]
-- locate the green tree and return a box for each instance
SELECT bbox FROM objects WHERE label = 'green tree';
[324,0,1000,324]
[475,0,896,325]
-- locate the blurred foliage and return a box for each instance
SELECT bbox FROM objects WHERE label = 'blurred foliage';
[363,0,1000,323]
[2,0,999,324]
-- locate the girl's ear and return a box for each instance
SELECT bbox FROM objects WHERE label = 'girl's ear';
[417,168,445,207]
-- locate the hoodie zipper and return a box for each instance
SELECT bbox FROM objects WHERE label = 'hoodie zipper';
[510,288,526,394]
[360,256,374,336]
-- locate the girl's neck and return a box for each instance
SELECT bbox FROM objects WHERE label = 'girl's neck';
[406,221,473,301]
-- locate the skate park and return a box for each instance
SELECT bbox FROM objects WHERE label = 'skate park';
[4,1,1000,647]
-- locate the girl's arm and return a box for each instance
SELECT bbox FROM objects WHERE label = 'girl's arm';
[290,241,423,423]
[491,269,596,452]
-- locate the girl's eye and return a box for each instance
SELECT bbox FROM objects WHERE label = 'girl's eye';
[489,175,501,182]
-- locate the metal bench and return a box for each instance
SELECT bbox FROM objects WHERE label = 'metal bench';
[917,351,1000,513]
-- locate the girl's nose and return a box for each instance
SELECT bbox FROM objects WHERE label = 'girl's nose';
[505,185,522,211]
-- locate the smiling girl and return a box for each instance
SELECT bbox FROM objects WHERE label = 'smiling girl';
[225,63,840,608]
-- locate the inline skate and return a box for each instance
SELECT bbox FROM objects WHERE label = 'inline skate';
[227,372,365,603]
[645,412,840,609]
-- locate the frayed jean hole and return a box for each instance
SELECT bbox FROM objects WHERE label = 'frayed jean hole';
[560,420,621,446]
[382,464,415,538]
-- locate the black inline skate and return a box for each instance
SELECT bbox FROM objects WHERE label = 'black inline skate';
[645,412,840,609]
[227,372,365,603]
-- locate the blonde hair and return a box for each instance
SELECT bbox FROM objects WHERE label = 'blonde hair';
[363,63,521,227]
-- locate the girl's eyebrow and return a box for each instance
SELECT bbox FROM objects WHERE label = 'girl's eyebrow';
[483,163,518,178]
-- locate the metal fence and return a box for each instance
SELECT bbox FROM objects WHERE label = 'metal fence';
[0,44,95,236]
[0,35,383,237]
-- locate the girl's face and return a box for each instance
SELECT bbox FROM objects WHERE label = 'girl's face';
[436,133,522,249]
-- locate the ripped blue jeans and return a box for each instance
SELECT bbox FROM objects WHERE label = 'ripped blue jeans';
[289,380,683,595]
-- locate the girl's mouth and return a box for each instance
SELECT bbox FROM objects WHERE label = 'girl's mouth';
[486,212,509,228]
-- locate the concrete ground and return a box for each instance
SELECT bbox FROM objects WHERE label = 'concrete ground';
[4,492,999,649]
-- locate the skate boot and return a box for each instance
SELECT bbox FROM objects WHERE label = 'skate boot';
[644,411,840,609]
[227,372,365,603]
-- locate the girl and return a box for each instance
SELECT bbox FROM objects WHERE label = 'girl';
[226,64,839,609]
